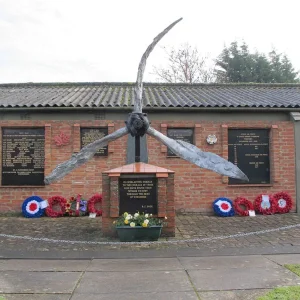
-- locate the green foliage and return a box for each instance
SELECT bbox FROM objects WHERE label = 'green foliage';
[114,212,163,227]
[257,286,300,299]
[216,41,299,83]
[285,264,300,277]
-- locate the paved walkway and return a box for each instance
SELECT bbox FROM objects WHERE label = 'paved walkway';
[1,214,300,299]
[1,254,300,299]
[1,213,300,258]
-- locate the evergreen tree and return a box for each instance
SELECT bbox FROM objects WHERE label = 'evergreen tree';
[216,42,299,83]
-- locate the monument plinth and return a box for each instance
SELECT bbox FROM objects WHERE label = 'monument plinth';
[102,162,175,237]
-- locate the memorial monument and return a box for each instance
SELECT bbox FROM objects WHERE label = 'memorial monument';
[44,18,248,237]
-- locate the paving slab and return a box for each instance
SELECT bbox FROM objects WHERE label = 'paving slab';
[0,271,81,293]
[265,254,300,265]
[0,259,90,271]
[198,289,271,300]
[0,295,70,300]
[87,258,183,271]
[179,255,279,269]
[71,291,199,300]
[188,267,300,290]
[74,270,192,294]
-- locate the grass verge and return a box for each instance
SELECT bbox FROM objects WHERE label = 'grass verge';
[257,286,300,299]
[257,264,300,299]
[285,264,300,277]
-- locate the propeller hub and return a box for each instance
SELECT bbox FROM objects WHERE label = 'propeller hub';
[125,113,150,137]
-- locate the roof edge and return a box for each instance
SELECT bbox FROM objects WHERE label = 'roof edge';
[0,106,299,112]
[1,82,300,88]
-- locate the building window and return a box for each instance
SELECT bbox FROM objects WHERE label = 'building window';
[80,127,108,156]
[2,128,45,186]
[228,129,270,184]
[167,128,194,156]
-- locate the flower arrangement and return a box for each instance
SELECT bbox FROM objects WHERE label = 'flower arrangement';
[114,212,164,228]
[114,212,165,241]
[254,194,276,215]
[65,194,88,217]
[213,197,235,217]
[45,195,67,217]
[234,196,254,216]
[87,193,103,216]
[273,191,293,214]
[22,196,46,218]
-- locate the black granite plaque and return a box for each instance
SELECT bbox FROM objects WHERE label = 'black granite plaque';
[119,177,157,215]
[228,129,270,184]
[80,127,108,156]
[167,128,194,156]
[2,128,45,186]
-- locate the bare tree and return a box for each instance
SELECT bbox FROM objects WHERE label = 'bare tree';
[152,43,215,83]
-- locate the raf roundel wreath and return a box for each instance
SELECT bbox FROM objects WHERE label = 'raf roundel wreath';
[234,197,254,216]
[88,194,103,216]
[213,197,235,217]
[273,192,293,214]
[22,196,45,218]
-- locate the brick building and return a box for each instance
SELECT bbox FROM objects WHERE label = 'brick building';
[0,82,299,214]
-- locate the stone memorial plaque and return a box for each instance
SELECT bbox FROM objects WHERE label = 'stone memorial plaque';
[81,127,108,156]
[228,129,270,184]
[119,176,157,215]
[2,128,45,186]
[167,128,194,156]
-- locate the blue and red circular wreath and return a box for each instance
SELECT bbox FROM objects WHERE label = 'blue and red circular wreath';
[213,197,235,217]
[22,196,45,218]
[273,192,292,214]
[234,197,254,216]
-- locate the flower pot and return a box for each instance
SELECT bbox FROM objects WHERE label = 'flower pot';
[116,225,162,242]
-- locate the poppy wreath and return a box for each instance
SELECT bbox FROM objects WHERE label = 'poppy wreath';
[213,197,235,217]
[273,192,293,214]
[254,194,276,215]
[45,195,67,217]
[88,193,103,216]
[66,194,88,217]
[234,197,254,216]
[22,196,45,218]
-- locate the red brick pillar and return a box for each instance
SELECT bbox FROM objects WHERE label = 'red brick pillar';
[164,173,175,236]
[102,173,116,236]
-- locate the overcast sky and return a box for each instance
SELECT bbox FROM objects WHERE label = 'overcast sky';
[0,0,299,84]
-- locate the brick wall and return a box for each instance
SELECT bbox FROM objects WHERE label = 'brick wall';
[0,118,296,213]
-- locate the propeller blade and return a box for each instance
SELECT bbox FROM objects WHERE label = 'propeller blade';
[44,127,129,184]
[134,17,182,113]
[147,127,249,181]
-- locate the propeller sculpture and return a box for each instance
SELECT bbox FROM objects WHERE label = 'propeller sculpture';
[44,18,248,185]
